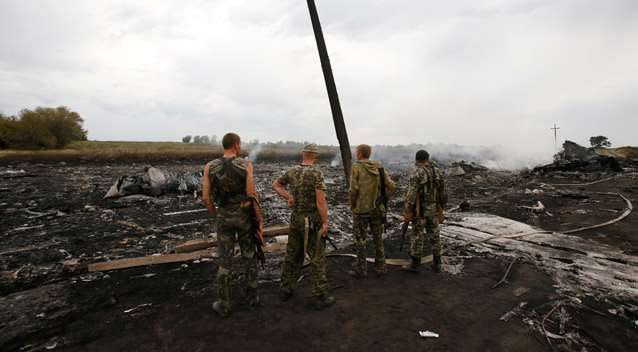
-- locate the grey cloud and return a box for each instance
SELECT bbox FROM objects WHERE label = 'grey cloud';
[0,0,636,165]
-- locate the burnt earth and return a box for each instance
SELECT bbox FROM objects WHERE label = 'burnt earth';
[1,161,637,351]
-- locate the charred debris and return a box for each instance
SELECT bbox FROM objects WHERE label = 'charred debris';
[532,140,637,175]
[1,141,638,351]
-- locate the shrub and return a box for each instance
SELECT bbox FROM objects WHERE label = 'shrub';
[0,106,87,149]
[590,136,611,148]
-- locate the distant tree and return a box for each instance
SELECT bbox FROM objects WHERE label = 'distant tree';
[200,135,210,144]
[182,135,192,143]
[0,113,17,149]
[193,136,201,144]
[0,107,87,149]
[590,136,611,148]
[210,135,218,145]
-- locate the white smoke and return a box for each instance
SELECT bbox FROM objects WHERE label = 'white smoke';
[248,144,263,163]
[330,153,342,167]
[367,143,552,170]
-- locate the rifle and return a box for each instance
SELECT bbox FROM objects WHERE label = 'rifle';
[246,196,266,267]
[325,234,338,251]
[312,217,338,251]
[378,167,388,225]
[401,186,422,252]
[400,219,409,252]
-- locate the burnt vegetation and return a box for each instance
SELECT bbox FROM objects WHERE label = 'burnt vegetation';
[1,138,637,351]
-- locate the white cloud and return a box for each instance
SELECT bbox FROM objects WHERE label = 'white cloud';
[1,0,637,159]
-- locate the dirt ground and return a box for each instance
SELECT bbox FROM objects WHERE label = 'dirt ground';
[1,160,637,351]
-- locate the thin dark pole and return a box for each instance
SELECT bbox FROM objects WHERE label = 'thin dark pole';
[307,0,352,185]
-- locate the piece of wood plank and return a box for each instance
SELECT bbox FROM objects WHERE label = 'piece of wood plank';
[174,225,290,253]
[175,239,215,253]
[89,225,291,271]
[264,242,287,253]
[163,209,207,216]
[88,249,214,272]
[263,224,289,237]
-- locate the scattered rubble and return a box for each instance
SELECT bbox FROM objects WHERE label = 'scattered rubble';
[104,166,202,198]
[518,201,545,213]
[418,330,439,338]
[533,141,623,174]
[452,160,489,173]
[446,166,466,177]
[1,157,637,351]
[446,161,488,177]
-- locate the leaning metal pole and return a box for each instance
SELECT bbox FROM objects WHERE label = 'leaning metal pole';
[307,0,352,184]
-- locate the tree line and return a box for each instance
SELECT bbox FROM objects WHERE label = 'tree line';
[0,106,87,149]
[181,135,313,148]
[182,135,220,144]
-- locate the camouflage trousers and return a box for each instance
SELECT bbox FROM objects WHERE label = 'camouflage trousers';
[215,206,258,305]
[352,212,386,275]
[409,216,441,258]
[280,213,328,297]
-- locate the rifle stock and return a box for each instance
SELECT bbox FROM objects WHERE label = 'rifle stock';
[400,220,409,252]
[247,197,266,267]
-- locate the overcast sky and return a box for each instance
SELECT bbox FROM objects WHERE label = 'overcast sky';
[1,0,637,158]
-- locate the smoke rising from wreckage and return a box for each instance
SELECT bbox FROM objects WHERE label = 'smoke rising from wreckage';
[1,139,638,351]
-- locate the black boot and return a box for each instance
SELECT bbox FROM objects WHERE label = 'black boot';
[432,255,441,273]
[212,300,231,318]
[314,294,336,310]
[347,269,366,279]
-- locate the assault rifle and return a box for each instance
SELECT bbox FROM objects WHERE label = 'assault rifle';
[400,190,422,252]
[400,219,409,252]
[247,196,266,267]
[378,167,388,225]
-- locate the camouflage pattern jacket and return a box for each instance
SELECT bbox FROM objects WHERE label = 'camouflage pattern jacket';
[349,160,395,215]
[405,162,447,218]
[206,157,248,208]
[277,164,326,218]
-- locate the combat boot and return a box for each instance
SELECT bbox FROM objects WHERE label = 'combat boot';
[314,294,336,310]
[347,269,367,279]
[432,255,442,273]
[212,300,231,318]
[402,256,421,273]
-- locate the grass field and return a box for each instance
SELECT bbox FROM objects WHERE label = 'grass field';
[0,141,337,164]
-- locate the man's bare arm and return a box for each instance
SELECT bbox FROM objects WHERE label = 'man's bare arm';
[245,162,258,197]
[202,163,216,215]
[273,180,294,208]
[316,189,329,237]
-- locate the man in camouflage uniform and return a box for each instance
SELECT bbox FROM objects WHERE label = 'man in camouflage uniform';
[272,144,335,309]
[403,150,447,273]
[202,132,264,317]
[348,144,395,278]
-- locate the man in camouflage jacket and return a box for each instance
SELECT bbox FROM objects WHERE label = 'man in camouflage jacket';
[202,132,264,317]
[348,144,395,277]
[403,150,447,273]
[272,144,335,310]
